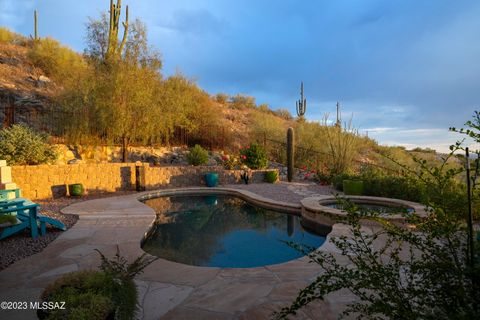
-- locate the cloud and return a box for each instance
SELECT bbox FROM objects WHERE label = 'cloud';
[161,9,228,36]
[0,0,35,31]
[1,0,479,152]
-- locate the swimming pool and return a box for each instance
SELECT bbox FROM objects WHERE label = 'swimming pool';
[141,194,328,268]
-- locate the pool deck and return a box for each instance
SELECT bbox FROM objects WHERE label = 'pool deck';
[0,182,356,319]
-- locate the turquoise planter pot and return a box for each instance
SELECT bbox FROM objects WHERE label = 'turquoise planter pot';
[205,173,218,187]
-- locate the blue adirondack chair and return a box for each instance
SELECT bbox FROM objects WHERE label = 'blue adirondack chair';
[0,200,39,239]
[0,188,21,201]
[0,191,67,239]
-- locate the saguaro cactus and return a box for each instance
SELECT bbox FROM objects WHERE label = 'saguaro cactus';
[287,127,294,182]
[336,101,341,127]
[34,10,38,40]
[296,82,307,120]
[106,0,129,61]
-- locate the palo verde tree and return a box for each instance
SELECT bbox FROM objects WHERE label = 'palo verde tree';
[69,0,162,161]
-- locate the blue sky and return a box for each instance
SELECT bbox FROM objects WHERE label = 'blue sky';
[1,0,479,152]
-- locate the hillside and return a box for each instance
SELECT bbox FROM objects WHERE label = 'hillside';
[0,42,58,126]
[0,27,462,177]
[0,36,292,150]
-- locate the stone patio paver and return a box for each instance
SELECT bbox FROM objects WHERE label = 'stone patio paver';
[0,183,344,320]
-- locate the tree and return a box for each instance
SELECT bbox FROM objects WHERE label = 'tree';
[75,1,162,161]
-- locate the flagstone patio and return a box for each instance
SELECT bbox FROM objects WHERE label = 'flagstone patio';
[0,182,355,320]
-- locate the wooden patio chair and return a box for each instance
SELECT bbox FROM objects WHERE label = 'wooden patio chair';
[0,200,39,239]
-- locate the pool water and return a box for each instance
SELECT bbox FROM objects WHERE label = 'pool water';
[325,202,413,215]
[142,195,327,268]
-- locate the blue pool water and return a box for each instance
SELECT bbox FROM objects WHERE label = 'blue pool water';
[141,195,327,268]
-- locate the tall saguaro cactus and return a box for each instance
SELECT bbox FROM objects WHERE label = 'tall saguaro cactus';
[106,0,129,61]
[34,10,38,40]
[296,82,307,120]
[287,127,294,182]
[336,101,341,127]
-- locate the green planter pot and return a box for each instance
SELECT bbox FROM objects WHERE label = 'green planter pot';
[204,173,218,187]
[68,183,84,197]
[265,171,278,183]
[343,180,364,196]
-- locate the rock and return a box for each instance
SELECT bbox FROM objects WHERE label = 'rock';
[207,158,218,166]
[0,56,21,66]
[36,75,51,87]
[67,159,82,164]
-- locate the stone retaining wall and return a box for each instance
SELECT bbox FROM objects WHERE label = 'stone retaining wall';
[11,163,277,200]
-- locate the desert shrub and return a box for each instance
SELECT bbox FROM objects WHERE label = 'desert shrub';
[333,172,425,202]
[230,94,256,110]
[27,37,88,82]
[0,124,57,165]
[187,144,209,166]
[265,170,278,183]
[215,93,229,104]
[0,27,26,44]
[240,142,268,169]
[274,108,293,120]
[38,270,115,320]
[39,247,156,320]
[362,175,425,202]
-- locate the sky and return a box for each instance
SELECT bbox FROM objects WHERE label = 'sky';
[1,0,479,152]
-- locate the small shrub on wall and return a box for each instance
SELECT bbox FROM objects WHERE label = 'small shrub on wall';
[187,144,209,166]
[240,143,268,169]
[0,124,57,165]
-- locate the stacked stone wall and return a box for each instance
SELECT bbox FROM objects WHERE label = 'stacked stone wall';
[11,164,277,200]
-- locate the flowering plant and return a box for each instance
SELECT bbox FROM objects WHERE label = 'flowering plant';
[239,143,268,169]
[221,153,239,169]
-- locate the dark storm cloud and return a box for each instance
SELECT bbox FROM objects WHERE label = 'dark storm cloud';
[1,0,479,150]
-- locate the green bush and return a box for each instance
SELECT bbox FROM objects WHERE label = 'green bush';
[27,37,88,82]
[343,180,364,195]
[0,124,57,165]
[362,175,425,202]
[332,171,425,202]
[240,143,268,169]
[265,170,278,183]
[187,144,209,166]
[0,27,26,44]
[39,247,156,320]
[38,270,115,320]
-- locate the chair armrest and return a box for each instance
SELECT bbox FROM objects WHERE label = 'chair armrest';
[0,204,38,214]
[0,199,26,208]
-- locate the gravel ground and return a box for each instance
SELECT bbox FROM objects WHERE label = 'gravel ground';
[0,191,136,271]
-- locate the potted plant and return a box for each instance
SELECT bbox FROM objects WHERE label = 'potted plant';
[68,183,84,197]
[343,179,364,195]
[265,170,278,183]
[204,172,218,187]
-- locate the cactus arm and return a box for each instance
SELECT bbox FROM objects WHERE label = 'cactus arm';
[34,10,38,40]
[119,5,129,57]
